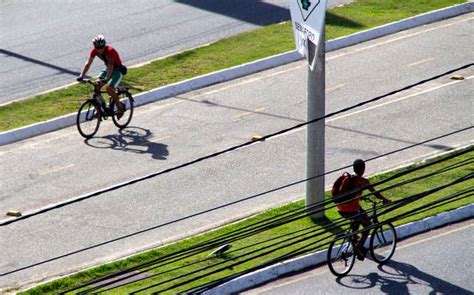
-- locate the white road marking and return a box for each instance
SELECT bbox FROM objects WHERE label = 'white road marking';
[326,75,473,123]
[408,57,435,67]
[1,129,78,152]
[38,164,75,176]
[148,135,170,144]
[138,100,184,115]
[180,67,299,100]
[4,15,472,155]
[128,135,171,146]
[235,108,266,119]
[176,16,472,106]
[270,75,473,140]
[326,84,345,93]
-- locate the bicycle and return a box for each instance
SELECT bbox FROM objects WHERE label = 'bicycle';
[327,197,397,277]
[76,79,134,138]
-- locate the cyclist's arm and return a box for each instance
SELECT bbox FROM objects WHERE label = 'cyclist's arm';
[363,178,391,203]
[80,55,94,78]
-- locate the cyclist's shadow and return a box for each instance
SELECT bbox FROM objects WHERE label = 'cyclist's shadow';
[335,259,472,294]
[84,127,169,160]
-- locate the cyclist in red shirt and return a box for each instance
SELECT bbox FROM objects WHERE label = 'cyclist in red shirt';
[77,35,126,119]
[337,159,391,260]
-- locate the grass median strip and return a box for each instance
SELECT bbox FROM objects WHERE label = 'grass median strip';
[19,146,473,294]
[0,0,466,132]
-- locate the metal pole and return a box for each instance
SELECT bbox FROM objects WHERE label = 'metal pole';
[305,30,325,220]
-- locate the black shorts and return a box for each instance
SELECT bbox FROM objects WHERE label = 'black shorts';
[338,208,370,228]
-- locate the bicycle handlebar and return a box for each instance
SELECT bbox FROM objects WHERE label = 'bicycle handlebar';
[79,79,99,85]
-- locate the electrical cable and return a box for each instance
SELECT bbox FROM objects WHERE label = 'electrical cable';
[76,184,472,294]
[6,131,469,282]
[188,188,473,294]
[77,171,472,294]
[142,174,473,293]
[2,64,471,227]
[60,148,473,293]
[77,224,336,294]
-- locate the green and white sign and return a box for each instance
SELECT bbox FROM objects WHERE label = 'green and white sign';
[289,0,327,69]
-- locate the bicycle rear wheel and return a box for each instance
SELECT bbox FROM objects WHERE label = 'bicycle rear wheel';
[327,236,356,277]
[77,100,101,138]
[112,91,134,129]
[370,222,397,264]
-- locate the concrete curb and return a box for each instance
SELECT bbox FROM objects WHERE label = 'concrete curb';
[203,203,474,295]
[326,1,474,52]
[1,2,473,146]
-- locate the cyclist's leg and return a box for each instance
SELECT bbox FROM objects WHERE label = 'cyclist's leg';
[96,69,107,91]
[98,69,107,80]
[106,68,123,93]
[339,209,369,260]
[338,211,360,246]
[349,219,360,245]
[106,69,125,116]
[348,217,368,260]
[355,209,371,253]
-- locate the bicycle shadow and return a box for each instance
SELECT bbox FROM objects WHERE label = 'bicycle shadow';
[313,214,348,238]
[84,127,169,160]
[335,259,472,294]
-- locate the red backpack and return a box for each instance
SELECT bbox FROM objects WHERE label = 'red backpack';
[331,172,355,204]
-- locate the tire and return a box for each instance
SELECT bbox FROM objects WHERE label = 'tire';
[112,91,134,129]
[77,100,101,139]
[370,222,397,264]
[327,236,356,277]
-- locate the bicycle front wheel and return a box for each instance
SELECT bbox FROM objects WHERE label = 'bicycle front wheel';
[370,222,397,264]
[112,91,134,129]
[327,236,356,277]
[77,100,101,139]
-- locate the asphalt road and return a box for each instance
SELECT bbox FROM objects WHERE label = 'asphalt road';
[245,219,474,295]
[0,13,473,291]
[0,0,351,105]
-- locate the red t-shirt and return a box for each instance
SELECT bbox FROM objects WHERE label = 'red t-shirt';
[89,46,122,67]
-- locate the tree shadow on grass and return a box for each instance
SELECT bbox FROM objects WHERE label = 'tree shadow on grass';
[326,11,364,29]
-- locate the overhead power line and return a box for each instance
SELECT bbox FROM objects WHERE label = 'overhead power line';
[2,136,471,281]
[62,147,473,294]
[2,64,471,227]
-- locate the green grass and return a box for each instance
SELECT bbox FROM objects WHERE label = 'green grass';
[0,0,466,132]
[20,147,473,294]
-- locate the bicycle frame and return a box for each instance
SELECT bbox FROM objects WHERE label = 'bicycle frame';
[365,197,381,225]
[93,93,112,117]
[76,78,135,138]
[86,80,117,118]
[327,197,397,276]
